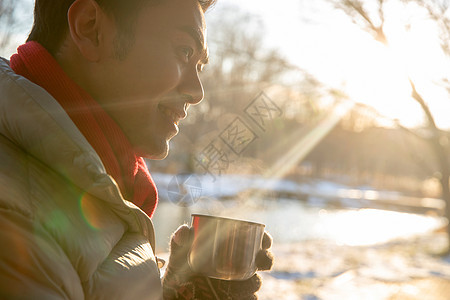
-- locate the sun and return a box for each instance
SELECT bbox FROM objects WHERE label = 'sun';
[343,40,418,127]
[335,2,450,129]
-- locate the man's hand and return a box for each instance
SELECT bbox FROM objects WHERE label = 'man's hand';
[162,225,273,300]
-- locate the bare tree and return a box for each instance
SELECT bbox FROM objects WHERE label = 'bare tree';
[324,0,450,247]
[404,0,450,56]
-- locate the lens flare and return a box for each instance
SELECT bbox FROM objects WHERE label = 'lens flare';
[79,193,102,230]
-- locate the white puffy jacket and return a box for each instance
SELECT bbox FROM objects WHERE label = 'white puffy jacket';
[0,58,162,299]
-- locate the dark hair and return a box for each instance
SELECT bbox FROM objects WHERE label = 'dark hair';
[27,0,216,56]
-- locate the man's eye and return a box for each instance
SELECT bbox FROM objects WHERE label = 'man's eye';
[178,47,194,61]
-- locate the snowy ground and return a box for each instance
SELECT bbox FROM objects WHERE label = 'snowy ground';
[157,231,450,299]
[259,233,450,300]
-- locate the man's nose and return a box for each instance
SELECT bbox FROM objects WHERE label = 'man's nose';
[178,69,204,105]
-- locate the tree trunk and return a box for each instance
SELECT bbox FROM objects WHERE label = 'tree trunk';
[437,148,450,249]
[411,79,450,249]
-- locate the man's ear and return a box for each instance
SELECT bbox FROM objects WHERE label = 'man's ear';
[67,0,107,62]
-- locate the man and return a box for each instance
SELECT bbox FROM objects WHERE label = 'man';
[0,0,273,299]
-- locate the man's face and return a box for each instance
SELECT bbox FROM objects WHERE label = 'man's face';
[91,0,207,159]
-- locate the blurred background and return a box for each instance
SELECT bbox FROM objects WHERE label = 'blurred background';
[3,0,450,298]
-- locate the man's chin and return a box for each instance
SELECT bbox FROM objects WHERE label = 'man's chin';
[137,142,169,160]
[148,151,169,160]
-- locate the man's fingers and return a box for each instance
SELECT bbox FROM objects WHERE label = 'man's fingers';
[208,274,262,298]
[261,231,272,250]
[256,249,274,271]
[228,274,262,297]
[256,231,274,271]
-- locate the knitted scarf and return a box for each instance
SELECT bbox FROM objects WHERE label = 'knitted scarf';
[10,41,158,217]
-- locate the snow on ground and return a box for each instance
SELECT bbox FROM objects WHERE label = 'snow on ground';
[157,232,450,299]
[259,233,450,299]
[152,172,437,210]
[152,172,304,200]
[152,172,363,202]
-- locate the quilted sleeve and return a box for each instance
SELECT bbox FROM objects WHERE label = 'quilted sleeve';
[0,208,84,300]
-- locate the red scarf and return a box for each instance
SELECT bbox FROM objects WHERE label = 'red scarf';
[10,41,158,217]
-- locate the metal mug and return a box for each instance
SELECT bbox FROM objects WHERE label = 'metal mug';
[188,214,265,281]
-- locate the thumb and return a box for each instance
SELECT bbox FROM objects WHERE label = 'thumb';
[166,224,193,274]
[162,225,195,298]
[171,224,192,248]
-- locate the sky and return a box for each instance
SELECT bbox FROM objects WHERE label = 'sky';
[209,0,450,130]
[4,0,450,129]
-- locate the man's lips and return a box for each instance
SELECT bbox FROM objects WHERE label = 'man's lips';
[159,105,186,126]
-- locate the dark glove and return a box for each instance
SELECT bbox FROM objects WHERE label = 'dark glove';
[162,225,274,300]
